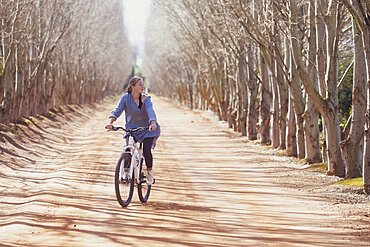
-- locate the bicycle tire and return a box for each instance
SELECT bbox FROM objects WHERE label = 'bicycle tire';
[137,158,151,203]
[115,153,134,207]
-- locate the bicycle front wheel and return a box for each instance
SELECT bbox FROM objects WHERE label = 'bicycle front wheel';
[137,159,151,203]
[115,153,134,207]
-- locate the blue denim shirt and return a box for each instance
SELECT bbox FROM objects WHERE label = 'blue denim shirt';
[110,93,160,146]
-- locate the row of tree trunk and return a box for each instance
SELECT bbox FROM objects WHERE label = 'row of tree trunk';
[143,0,370,194]
[0,0,132,124]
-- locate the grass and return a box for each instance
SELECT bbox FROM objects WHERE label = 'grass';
[306,162,327,172]
[274,149,288,156]
[305,163,364,188]
[335,177,363,187]
[17,117,34,126]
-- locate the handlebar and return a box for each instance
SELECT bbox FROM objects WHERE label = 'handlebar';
[110,126,149,132]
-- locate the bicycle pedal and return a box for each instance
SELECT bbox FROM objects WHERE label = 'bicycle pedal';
[120,177,130,184]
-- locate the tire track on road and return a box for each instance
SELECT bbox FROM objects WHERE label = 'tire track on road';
[0,96,368,246]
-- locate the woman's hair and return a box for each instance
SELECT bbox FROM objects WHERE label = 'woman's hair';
[127,76,143,93]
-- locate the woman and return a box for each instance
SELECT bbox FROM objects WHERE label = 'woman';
[105,76,160,184]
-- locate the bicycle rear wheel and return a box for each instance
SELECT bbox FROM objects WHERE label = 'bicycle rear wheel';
[115,153,134,207]
[137,159,151,203]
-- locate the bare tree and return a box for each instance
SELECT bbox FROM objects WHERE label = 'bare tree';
[0,0,133,124]
[290,0,345,177]
[340,0,367,178]
[339,0,370,192]
[145,0,370,187]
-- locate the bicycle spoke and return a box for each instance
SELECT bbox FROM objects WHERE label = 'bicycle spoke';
[115,153,134,207]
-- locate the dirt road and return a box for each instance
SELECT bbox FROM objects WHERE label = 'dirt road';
[0,96,369,246]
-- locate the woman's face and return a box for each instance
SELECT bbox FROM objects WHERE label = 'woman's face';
[133,80,144,94]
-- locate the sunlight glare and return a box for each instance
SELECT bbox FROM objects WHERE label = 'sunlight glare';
[123,0,152,65]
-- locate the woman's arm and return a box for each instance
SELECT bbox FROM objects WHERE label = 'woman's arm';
[144,97,158,131]
[105,94,127,130]
[110,94,127,119]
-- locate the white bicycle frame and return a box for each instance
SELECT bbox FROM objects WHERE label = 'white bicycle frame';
[121,135,144,184]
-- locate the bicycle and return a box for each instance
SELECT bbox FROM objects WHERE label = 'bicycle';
[109,126,154,207]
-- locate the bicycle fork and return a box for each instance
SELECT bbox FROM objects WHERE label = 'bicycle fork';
[133,150,145,185]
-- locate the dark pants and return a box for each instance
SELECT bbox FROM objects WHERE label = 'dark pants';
[143,137,154,169]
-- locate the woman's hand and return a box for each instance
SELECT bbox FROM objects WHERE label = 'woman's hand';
[105,117,116,130]
[105,124,113,130]
[149,121,157,131]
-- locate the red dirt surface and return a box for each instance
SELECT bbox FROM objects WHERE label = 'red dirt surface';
[0,96,369,246]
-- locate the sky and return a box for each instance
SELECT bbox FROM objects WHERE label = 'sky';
[122,0,152,65]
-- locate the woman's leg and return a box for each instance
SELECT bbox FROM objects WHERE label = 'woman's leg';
[143,137,154,169]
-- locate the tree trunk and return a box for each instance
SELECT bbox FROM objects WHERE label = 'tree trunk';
[259,52,271,145]
[188,81,194,110]
[247,45,258,140]
[361,4,370,194]
[316,0,328,163]
[0,42,15,124]
[227,61,237,131]
[325,117,345,176]
[305,1,322,164]
[276,46,288,150]
[324,2,345,176]
[14,42,25,121]
[0,16,5,114]
[364,124,370,194]
[238,42,248,136]
[277,76,288,150]
[341,11,367,178]
[278,36,290,150]
[287,92,297,157]
[316,0,327,96]
[0,5,17,124]
[304,97,322,163]
[285,36,296,157]
[288,2,306,159]
[290,54,306,159]
[291,0,344,176]
[271,71,280,148]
